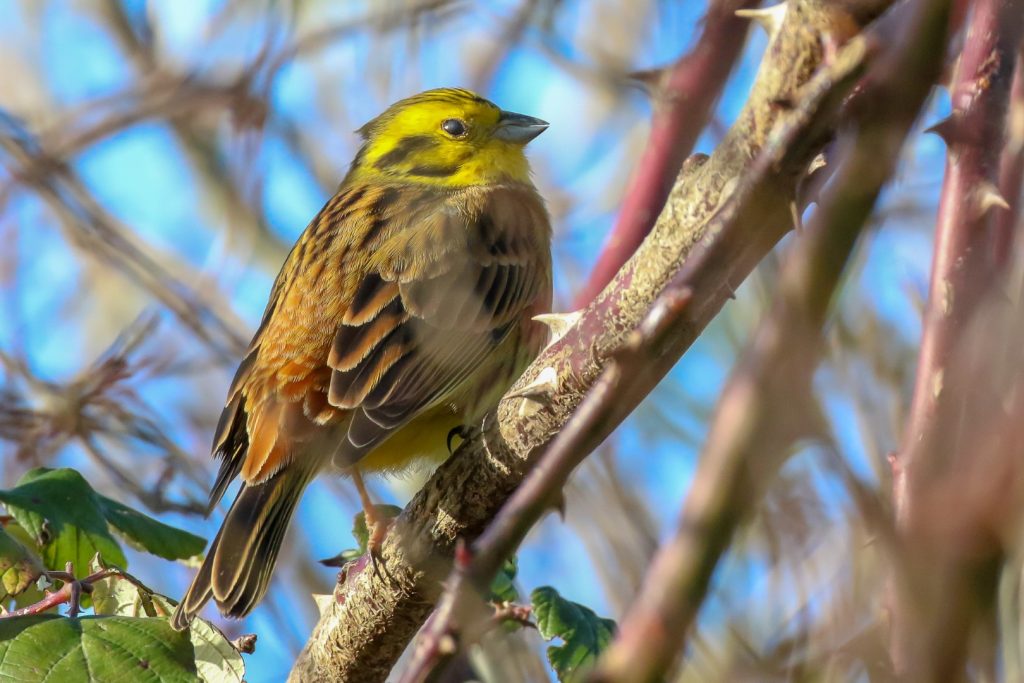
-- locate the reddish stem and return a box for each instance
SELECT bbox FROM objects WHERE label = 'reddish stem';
[993,50,1024,260]
[574,0,757,307]
[897,0,1023,521]
[893,0,1024,677]
[0,566,116,620]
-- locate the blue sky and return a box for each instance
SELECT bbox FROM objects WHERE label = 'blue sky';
[0,1,944,680]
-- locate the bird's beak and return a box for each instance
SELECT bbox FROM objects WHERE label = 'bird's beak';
[494,110,549,144]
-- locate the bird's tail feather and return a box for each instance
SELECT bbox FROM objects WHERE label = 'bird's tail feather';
[171,465,314,630]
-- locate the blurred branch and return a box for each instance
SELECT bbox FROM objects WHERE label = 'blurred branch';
[994,47,1024,257]
[290,1,898,680]
[893,0,1024,678]
[261,0,460,81]
[589,0,949,677]
[574,0,758,307]
[0,113,248,359]
[0,316,207,514]
[468,0,541,92]
[97,0,290,277]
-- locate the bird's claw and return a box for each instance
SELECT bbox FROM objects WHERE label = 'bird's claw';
[365,513,393,582]
[446,424,480,454]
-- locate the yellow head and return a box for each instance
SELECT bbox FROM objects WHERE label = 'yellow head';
[348,88,548,187]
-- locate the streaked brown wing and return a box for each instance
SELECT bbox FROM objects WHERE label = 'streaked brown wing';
[327,187,550,464]
[207,182,550,493]
[205,185,367,501]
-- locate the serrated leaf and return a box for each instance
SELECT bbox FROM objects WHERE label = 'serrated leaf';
[490,556,519,603]
[187,613,246,683]
[0,614,199,682]
[0,525,44,602]
[531,586,617,683]
[89,558,172,619]
[87,558,245,682]
[97,495,206,562]
[0,468,126,575]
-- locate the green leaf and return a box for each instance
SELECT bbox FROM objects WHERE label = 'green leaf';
[0,468,207,576]
[0,614,199,682]
[88,558,246,682]
[187,614,246,683]
[0,468,126,575]
[489,556,519,603]
[0,525,45,602]
[531,586,617,683]
[97,495,206,562]
[90,558,172,619]
[322,504,406,565]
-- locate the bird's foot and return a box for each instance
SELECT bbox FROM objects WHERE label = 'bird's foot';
[364,506,396,581]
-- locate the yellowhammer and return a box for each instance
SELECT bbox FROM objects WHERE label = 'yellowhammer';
[170,88,552,628]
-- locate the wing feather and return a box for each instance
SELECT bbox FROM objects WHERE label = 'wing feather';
[212,182,550,487]
[327,186,550,465]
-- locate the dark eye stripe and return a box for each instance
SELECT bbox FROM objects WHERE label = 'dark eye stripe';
[375,135,435,170]
[407,163,462,178]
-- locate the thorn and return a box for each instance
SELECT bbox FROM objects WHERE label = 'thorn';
[975,181,1010,215]
[533,311,582,348]
[736,3,788,38]
[887,451,901,476]
[791,201,803,233]
[551,490,567,520]
[808,153,827,175]
[724,281,738,300]
[793,153,827,227]
[506,366,559,418]
[438,634,458,655]
[924,116,959,146]
[930,368,944,400]
[312,593,334,615]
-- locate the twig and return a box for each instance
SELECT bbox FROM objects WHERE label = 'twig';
[262,0,459,82]
[588,0,949,677]
[0,562,117,620]
[892,0,1024,677]
[994,47,1024,260]
[468,0,541,92]
[574,0,757,307]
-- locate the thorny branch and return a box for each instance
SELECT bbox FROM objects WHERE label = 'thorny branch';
[0,114,248,359]
[574,0,757,306]
[893,0,1024,678]
[0,316,207,515]
[588,0,950,677]
[290,1,898,680]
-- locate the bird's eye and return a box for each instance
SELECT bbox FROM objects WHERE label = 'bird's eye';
[441,119,467,137]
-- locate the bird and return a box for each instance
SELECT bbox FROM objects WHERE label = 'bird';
[170,88,552,629]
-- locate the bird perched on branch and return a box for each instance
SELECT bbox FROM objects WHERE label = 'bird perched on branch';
[171,88,552,628]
